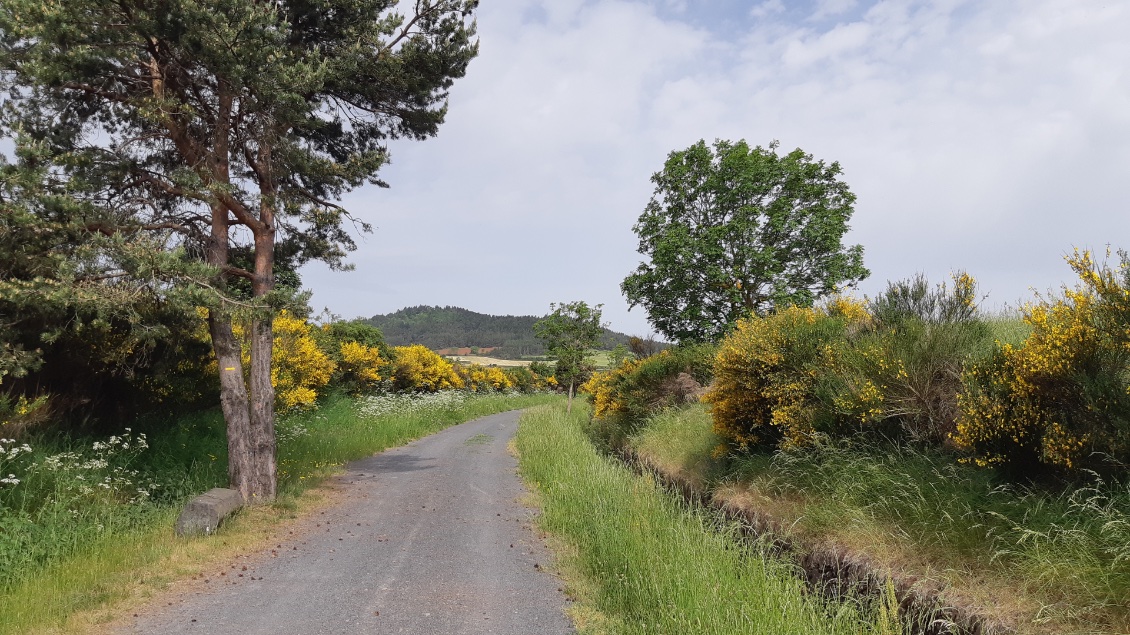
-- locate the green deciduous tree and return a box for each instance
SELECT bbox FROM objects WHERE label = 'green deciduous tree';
[533,301,605,413]
[622,139,869,344]
[0,0,478,501]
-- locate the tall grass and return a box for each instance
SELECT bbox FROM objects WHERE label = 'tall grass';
[633,403,1130,632]
[0,390,558,634]
[515,403,891,635]
[625,405,726,489]
[984,314,1030,347]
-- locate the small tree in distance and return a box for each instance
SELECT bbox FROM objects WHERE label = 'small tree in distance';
[622,139,869,344]
[627,336,664,359]
[534,302,606,413]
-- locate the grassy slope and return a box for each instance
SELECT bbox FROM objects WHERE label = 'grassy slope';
[0,391,560,635]
[630,403,1130,635]
[514,403,894,635]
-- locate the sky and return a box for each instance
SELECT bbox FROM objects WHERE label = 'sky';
[300,0,1130,337]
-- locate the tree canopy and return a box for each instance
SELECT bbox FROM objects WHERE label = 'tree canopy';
[0,0,479,500]
[533,301,605,413]
[622,139,869,344]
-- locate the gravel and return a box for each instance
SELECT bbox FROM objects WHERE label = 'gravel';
[120,410,574,634]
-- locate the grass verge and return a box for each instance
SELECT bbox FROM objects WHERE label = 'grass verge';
[0,390,560,634]
[515,402,893,635]
[631,403,1130,634]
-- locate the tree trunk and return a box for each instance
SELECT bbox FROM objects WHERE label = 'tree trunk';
[246,142,278,502]
[567,379,574,414]
[207,311,254,500]
[247,315,276,501]
[205,190,258,501]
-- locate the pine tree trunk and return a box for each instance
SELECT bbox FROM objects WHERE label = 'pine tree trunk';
[205,192,256,502]
[246,148,278,502]
[208,310,254,500]
[247,316,276,501]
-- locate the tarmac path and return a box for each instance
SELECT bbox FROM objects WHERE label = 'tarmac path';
[118,410,574,635]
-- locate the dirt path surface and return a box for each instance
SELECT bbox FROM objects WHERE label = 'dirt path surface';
[118,410,574,635]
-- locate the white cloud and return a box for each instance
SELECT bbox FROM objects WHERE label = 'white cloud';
[303,0,1130,335]
[750,0,785,19]
[781,21,871,68]
[810,0,860,21]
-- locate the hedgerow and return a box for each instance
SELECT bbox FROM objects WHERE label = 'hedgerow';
[953,250,1130,473]
[581,345,715,445]
[706,276,996,452]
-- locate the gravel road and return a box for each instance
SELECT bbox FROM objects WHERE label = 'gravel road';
[119,410,574,634]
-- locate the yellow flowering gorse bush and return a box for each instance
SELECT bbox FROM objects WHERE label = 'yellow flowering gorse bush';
[269,311,337,411]
[337,340,385,392]
[822,293,871,328]
[709,273,989,453]
[706,306,837,450]
[456,363,515,392]
[206,310,337,411]
[579,358,641,419]
[953,250,1130,471]
[390,345,464,392]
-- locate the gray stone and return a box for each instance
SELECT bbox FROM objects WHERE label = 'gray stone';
[175,487,244,537]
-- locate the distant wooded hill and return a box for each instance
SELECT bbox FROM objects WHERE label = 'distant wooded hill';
[362,305,634,359]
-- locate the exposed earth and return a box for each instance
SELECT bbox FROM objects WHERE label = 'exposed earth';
[117,411,573,634]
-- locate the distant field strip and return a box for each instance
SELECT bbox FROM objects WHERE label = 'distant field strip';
[447,355,532,367]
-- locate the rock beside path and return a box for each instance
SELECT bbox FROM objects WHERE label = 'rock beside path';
[175,488,243,537]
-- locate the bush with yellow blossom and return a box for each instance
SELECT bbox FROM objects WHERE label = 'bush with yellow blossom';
[707,275,992,453]
[706,306,844,450]
[337,340,386,394]
[456,363,514,392]
[314,319,390,394]
[817,276,993,445]
[579,357,641,421]
[390,345,464,392]
[211,310,337,411]
[581,346,714,426]
[268,311,338,410]
[503,366,554,393]
[953,250,1130,473]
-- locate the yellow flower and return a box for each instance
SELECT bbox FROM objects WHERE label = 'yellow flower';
[390,345,463,392]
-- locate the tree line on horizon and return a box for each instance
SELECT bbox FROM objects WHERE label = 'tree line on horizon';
[363,305,638,359]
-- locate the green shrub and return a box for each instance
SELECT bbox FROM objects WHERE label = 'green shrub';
[868,272,978,327]
[581,345,714,430]
[706,306,844,450]
[817,275,994,445]
[954,251,1130,474]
